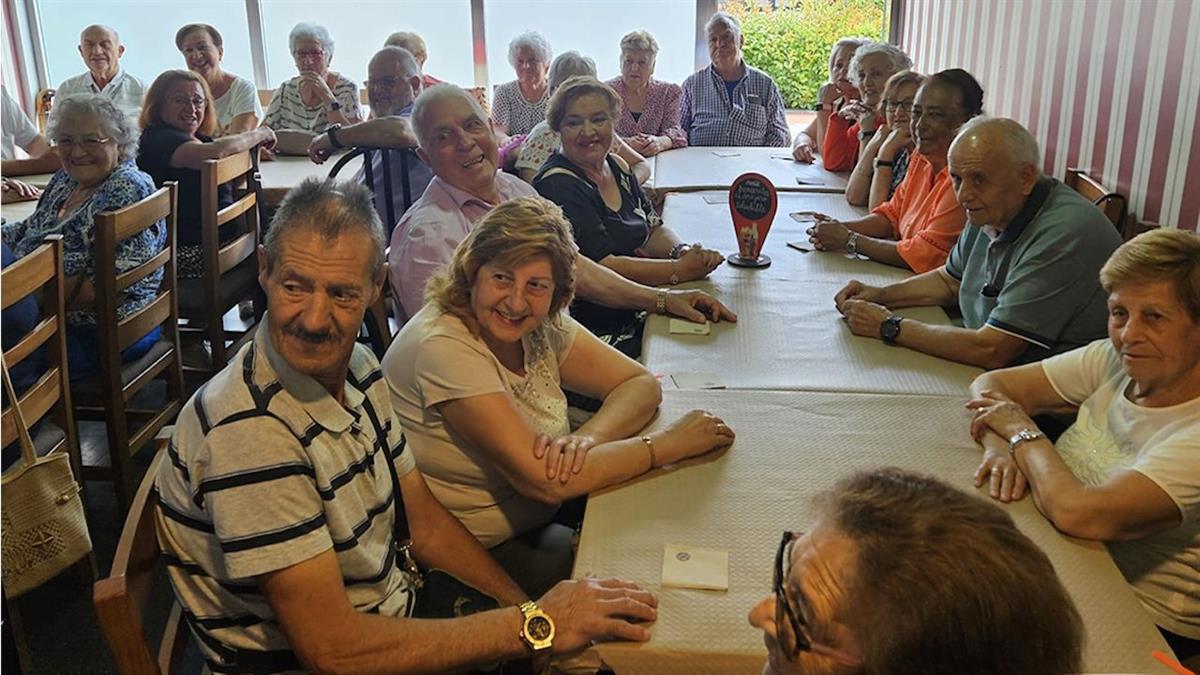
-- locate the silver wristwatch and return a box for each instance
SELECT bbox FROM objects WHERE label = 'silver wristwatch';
[1007,429,1045,456]
[845,232,860,255]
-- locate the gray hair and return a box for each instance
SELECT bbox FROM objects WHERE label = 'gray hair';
[952,116,1043,176]
[411,83,487,151]
[80,24,120,44]
[46,93,138,163]
[849,42,913,87]
[289,22,334,57]
[548,51,597,93]
[704,11,741,40]
[830,37,869,71]
[620,30,659,56]
[264,178,385,276]
[507,31,552,68]
[373,46,420,79]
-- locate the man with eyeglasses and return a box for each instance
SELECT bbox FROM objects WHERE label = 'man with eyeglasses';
[834,117,1120,370]
[748,467,1084,674]
[308,46,431,232]
[54,24,145,125]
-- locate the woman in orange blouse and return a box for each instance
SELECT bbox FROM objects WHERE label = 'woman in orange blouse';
[819,42,912,173]
[807,69,983,273]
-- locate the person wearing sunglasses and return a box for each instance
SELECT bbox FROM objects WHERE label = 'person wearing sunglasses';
[749,467,1084,674]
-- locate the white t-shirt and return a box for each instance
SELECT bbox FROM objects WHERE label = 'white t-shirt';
[1043,338,1200,638]
[2,85,40,160]
[213,76,263,135]
[383,304,580,548]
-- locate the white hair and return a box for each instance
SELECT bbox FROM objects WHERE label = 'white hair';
[848,42,913,87]
[411,83,487,150]
[548,51,596,93]
[952,116,1043,176]
[507,31,552,68]
[289,22,334,57]
[705,11,741,40]
[374,46,420,78]
[829,37,869,72]
[46,93,138,163]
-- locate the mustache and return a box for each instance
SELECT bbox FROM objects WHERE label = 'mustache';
[285,325,338,344]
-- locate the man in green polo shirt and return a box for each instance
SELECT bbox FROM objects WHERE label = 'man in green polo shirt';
[833,117,1122,369]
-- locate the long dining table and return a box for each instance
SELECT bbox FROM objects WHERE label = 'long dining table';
[650,146,849,193]
[571,183,1175,671]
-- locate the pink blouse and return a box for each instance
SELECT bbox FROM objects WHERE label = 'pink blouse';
[606,77,688,149]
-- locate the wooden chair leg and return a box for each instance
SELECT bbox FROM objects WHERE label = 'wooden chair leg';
[105,405,135,516]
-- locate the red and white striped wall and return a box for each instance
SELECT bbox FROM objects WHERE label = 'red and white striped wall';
[898,0,1199,231]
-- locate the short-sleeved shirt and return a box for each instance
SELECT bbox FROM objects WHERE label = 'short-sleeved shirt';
[606,77,688,149]
[263,73,362,133]
[156,323,419,672]
[384,304,579,547]
[2,85,39,159]
[514,120,559,175]
[871,151,965,273]
[820,113,885,172]
[213,75,264,135]
[388,172,536,322]
[679,63,790,147]
[533,152,654,331]
[1042,339,1200,638]
[490,80,549,137]
[944,178,1121,362]
[2,161,163,325]
[136,124,234,246]
[54,68,146,123]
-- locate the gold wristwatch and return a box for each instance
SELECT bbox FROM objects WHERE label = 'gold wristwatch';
[518,600,555,653]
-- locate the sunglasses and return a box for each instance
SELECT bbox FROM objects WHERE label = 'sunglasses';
[774,531,863,667]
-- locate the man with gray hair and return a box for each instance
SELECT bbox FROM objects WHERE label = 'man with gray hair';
[156,177,658,674]
[681,12,789,147]
[308,46,430,230]
[55,24,145,123]
[834,117,1121,368]
[390,83,737,326]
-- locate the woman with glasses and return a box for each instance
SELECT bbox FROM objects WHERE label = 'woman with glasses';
[262,22,362,155]
[845,71,925,209]
[137,69,275,278]
[807,69,982,273]
[819,42,912,172]
[175,23,263,136]
[749,468,1084,674]
[2,94,165,381]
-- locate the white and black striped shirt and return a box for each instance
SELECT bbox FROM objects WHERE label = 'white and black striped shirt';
[263,73,362,134]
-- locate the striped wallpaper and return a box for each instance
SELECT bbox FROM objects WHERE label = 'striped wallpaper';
[897,0,1199,231]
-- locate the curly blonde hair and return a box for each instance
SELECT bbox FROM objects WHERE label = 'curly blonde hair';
[426,196,577,336]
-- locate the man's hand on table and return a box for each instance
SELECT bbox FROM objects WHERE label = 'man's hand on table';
[839,298,891,338]
[308,132,335,164]
[833,279,884,313]
[538,577,658,652]
[807,217,851,252]
[665,289,737,324]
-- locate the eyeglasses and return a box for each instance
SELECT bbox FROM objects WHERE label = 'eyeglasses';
[774,531,862,667]
[365,76,402,89]
[53,136,111,152]
[169,96,207,108]
[885,100,913,113]
[293,49,326,61]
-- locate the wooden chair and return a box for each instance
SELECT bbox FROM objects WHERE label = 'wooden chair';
[93,442,190,675]
[73,184,185,514]
[1065,167,1127,234]
[1,235,91,674]
[34,88,55,133]
[178,151,265,377]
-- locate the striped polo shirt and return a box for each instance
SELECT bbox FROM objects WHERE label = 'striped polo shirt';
[155,323,417,673]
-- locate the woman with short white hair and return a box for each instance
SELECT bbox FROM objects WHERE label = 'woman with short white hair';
[491,31,552,137]
[606,30,686,156]
[262,22,361,152]
[820,41,912,172]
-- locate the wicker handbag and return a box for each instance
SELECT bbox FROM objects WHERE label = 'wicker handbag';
[1,358,92,598]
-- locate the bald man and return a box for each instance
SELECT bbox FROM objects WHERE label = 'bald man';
[833,117,1121,369]
[55,24,145,122]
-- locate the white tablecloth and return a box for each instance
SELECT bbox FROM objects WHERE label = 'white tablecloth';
[651,147,848,193]
[575,390,1171,674]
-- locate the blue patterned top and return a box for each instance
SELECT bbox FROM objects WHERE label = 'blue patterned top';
[2,161,165,325]
[680,64,790,147]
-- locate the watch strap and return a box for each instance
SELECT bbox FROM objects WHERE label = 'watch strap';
[1007,429,1045,456]
[327,124,344,149]
[873,157,894,169]
[845,231,860,255]
[655,288,668,315]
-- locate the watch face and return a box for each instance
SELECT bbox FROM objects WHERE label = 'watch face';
[527,616,553,641]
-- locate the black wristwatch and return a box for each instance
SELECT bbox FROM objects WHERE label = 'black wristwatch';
[327,123,344,149]
[873,157,894,169]
[880,315,903,345]
[327,99,342,112]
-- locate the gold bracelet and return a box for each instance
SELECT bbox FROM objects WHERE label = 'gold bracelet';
[655,288,667,315]
[641,435,657,469]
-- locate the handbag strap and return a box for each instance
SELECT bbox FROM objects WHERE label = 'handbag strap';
[360,398,411,545]
[1,357,37,466]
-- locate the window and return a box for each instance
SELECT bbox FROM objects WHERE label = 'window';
[259,0,474,89]
[38,0,253,88]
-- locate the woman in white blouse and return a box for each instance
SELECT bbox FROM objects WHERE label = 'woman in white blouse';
[175,23,263,136]
[968,229,1200,660]
[383,196,734,592]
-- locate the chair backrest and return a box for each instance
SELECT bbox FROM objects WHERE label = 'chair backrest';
[35,88,55,133]
[93,445,188,675]
[1065,167,1127,233]
[200,150,262,280]
[1,236,79,476]
[92,183,185,449]
[328,146,416,229]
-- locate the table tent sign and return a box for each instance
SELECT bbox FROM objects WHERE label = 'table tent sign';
[727,172,777,268]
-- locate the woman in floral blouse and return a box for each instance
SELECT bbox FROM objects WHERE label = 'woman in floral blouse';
[606,30,687,156]
[2,94,165,380]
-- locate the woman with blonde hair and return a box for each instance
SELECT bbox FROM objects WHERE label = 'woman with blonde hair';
[383,195,734,593]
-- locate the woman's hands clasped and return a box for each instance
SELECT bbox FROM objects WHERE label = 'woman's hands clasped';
[966,391,1040,503]
[676,244,725,281]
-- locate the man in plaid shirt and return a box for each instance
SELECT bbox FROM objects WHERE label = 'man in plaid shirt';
[680,12,790,147]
